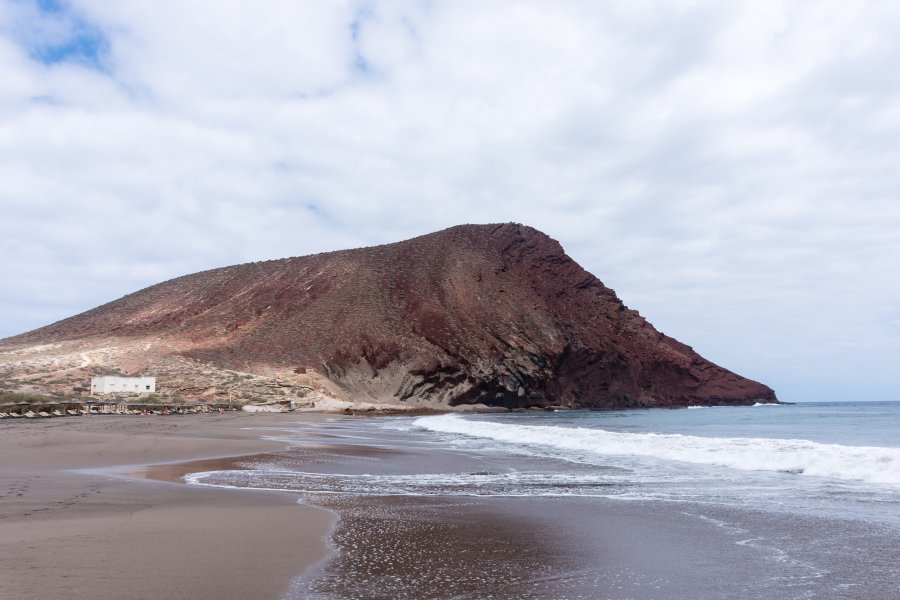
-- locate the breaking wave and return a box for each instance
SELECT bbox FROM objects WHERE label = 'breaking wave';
[184,468,623,497]
[414,414,900,487]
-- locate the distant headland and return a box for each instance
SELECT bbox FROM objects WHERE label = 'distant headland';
[0,223,776,411]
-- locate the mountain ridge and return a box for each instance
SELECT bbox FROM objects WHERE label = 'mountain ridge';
[0,223,776,410]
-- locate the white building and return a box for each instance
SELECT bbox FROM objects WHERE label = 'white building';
[91,376,156,395]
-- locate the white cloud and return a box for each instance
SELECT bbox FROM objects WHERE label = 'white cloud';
[1,0,898,401]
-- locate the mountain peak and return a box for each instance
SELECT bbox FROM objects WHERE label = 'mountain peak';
[0,224,776,409]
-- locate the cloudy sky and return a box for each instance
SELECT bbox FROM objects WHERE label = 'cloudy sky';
[2,0,898,402]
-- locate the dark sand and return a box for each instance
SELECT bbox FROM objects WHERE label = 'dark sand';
[222,418,900,600]
[258,441,795,600]
[6,414,899,600]
[0,413,334,600]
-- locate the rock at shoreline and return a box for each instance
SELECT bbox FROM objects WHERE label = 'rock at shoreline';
[0,223,776,409]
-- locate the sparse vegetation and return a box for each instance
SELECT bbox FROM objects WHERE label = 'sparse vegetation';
[90,366,126,376]
[0,391,55,404]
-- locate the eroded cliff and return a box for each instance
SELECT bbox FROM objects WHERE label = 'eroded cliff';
[0,224,776,409]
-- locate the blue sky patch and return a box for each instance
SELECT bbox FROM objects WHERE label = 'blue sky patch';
[36,0,64,12]
[349,6,375,74]
[22,0,111,71]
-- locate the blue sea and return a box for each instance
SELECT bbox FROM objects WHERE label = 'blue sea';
[407,402,900,523]
[186,402,900,599]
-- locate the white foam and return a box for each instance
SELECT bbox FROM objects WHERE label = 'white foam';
[414,414,900,487]
[184,468,621,497]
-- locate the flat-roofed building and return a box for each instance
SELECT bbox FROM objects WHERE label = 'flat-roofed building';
[91,376,156,395]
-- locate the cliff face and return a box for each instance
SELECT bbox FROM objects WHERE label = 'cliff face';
[0,224,776,408]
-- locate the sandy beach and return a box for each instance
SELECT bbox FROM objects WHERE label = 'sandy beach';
[0,413,334,600]
[5,411,899,600]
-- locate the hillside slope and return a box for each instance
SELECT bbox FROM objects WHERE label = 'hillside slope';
[0,223,776,409]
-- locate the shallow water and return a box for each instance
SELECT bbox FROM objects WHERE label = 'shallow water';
[184,402,900,599]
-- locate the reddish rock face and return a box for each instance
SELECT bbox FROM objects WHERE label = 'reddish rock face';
[5,223,776,408]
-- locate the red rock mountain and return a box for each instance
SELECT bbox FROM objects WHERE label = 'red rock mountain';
[1,224,776,409]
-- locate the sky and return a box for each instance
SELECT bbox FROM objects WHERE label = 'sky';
[1,0,898,403]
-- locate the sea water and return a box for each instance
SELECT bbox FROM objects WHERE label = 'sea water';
[184,402,900,598]
[411,402,900,519]
[189,402,900,519]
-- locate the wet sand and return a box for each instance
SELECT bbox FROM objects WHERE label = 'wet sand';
[0,413,334,600]
[202,417,900,600]
[6,414,899,599]
[252,439,788,600]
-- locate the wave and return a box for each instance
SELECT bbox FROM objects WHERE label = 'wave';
[414,415,900,487]
[183,468,623,497]
[686,403,779,409]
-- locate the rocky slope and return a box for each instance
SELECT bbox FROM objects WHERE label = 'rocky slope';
[0,224,776,409]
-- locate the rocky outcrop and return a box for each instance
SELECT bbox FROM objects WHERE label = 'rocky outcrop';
[0,223,776,408]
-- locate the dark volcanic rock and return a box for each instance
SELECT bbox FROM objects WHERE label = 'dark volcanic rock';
[4,223,776,408]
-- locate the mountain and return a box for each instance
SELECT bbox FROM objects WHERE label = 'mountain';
[0,223,776,409]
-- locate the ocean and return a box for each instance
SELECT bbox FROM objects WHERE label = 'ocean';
[185,402,900,599]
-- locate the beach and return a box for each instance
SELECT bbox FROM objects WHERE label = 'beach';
[0,413,334,600]
[180,408,900,599]
[3,406,899,599]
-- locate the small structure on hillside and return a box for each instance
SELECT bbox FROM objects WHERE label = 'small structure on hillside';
[90,376,156,395]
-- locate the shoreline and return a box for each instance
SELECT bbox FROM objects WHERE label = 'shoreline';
[8,408,896,599]
[0,413,335,600]
[179,413,900,599]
